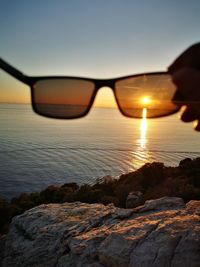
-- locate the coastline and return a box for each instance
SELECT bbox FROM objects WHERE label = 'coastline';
[2,103,200,201]
[1,157,200,236]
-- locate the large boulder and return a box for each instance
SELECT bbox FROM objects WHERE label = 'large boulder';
[1,197,200,267]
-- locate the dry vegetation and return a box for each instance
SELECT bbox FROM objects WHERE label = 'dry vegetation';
[1,157,200,235]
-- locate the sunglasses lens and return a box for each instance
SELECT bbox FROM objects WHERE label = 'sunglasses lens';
[115,74,179,118]
[32,79,95,118]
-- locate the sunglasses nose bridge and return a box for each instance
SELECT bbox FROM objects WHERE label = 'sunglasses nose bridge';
[96,79,115,91]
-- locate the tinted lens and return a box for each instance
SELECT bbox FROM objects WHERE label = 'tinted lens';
[32,79,95,118]
[115,74,179,118]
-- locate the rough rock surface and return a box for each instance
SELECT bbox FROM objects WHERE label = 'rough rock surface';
[125,191,144,208]
[1,197,200,267]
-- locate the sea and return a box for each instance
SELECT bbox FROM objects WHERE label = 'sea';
[1,103,200,200]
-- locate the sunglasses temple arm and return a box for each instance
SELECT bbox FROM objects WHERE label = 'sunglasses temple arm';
[0,58,32,85]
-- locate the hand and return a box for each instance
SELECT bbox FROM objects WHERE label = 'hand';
[168,43,200,131]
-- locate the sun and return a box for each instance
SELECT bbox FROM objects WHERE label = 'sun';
[141,97,151,106]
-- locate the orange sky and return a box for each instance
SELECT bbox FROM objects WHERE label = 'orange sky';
[93,87,117,108]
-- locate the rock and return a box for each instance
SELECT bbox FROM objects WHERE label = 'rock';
[2,197,200,267]
[186,200,200,215]
[125,191,144,208]
[0,235,6,267]
[96,175,115,184]
[135,196,185,212]
[179,157,192,167]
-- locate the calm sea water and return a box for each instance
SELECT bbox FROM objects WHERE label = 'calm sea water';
[1,104,200,199]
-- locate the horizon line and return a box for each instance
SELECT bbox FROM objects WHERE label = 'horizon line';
[0,102,117,109]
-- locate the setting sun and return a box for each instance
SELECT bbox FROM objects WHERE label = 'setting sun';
[141,97,151,106]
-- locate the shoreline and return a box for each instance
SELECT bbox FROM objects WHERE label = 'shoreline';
[1,157,200,235]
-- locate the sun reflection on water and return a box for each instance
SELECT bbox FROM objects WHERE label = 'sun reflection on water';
[140,108,148,149]
[130,105,152,170]
[131,107,150,168]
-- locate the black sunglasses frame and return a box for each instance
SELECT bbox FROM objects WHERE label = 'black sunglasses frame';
[0,58,180,119]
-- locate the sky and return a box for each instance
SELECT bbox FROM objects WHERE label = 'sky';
[0,0,200,107]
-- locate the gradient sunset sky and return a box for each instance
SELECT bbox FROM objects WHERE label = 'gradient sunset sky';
[1,0,200,107]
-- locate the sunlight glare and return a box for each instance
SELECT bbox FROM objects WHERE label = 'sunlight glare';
[141,96,151,107]
[140,108,147,149]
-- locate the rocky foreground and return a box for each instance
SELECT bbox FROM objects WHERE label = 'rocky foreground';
[1,197,200,267]
[1,158,200,237]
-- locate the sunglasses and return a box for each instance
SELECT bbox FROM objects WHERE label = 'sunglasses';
[0,58,180,119]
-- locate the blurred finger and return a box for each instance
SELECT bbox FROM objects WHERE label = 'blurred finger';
[168,43,200,73]
[171,68,200,113]
[172,68,192,90]
[194,120,200,131]
[180,106,198,122]
[172,88,186,106]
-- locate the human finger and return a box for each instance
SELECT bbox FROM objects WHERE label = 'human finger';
[168,43,200,73]
[180,106,199,122]
[194,120,200,131]
[171,68,200,103]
